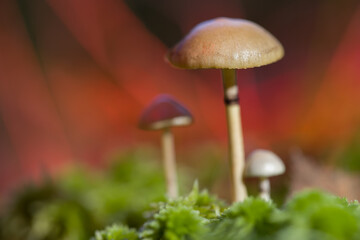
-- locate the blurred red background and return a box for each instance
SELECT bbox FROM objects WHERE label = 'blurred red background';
[0,0,359,195]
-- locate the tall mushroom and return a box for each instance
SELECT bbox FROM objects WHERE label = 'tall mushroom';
[166,17,284,202]
[245,149,285,201]
[139,94,193,199]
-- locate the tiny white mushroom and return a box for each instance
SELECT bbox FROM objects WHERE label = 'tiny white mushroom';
[245,149,285,201]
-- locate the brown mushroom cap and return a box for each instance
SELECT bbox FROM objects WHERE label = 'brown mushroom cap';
[167,17,284,69]
[245,149,285,177]
[139,95,193,130]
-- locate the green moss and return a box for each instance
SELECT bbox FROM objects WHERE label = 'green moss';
[166,181,227,219]
[2,148,360,240]
[207,198,284,240]
[94,224,138,240]
[281,190,360,240]
[0,149,171,240]
[141,204,207,240]
[139,182,224,240]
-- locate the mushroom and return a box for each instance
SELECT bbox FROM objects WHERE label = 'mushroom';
[245,149,285,201]
[166,17,284,202]
[139,94,193,199]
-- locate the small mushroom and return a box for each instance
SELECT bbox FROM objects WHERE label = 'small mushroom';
[167,17,284,202]
[139,94,193,199]
[245,149,285,201]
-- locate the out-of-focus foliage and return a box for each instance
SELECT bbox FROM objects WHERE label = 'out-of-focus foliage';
[280,190,360,240]
[59,149,169,228]
[181,145,228,192]
[93,224,138,240]
[337,129,360,172]
[0,149,170,240]
[0,180,95,240]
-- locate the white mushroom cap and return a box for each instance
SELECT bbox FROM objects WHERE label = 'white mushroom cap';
[245,149,285,177]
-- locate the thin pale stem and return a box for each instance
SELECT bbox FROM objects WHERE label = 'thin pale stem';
[161,128,178,199]
[259,177,271,201]
[222,69,248,202]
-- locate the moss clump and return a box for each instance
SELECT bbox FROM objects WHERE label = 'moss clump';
[94,224,138,240]
[94,187,360,240]
[280,190,360,240]
[140,205,207,240]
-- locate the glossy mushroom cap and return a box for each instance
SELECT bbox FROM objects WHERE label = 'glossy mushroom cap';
[139,94,193,131]
[245,149,285,177]
[167,17,284,69]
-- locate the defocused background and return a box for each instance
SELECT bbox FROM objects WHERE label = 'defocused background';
[1,0,360,202]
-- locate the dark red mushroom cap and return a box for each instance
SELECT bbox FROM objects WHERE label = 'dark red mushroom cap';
[138,94,193,130]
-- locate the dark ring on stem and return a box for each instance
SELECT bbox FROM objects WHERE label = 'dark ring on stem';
[224,97,239,105]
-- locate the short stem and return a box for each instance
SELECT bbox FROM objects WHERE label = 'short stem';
[221,69,248,202]
[161,128,178,199]
[259,177,270,201]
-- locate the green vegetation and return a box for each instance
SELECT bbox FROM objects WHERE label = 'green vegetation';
[93,189,360,240]
[1,148,360,240]
[0,149,170,240]
[141,204,206,240]
[140,182,225,240]
[205,190,360,240]
[207,197,282,240]
[337,129,360,172]
[94,224,138,240]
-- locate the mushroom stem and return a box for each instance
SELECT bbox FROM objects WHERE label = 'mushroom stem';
[221,69,248,202]
[161,127,178,199]
[259,177,270,201]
